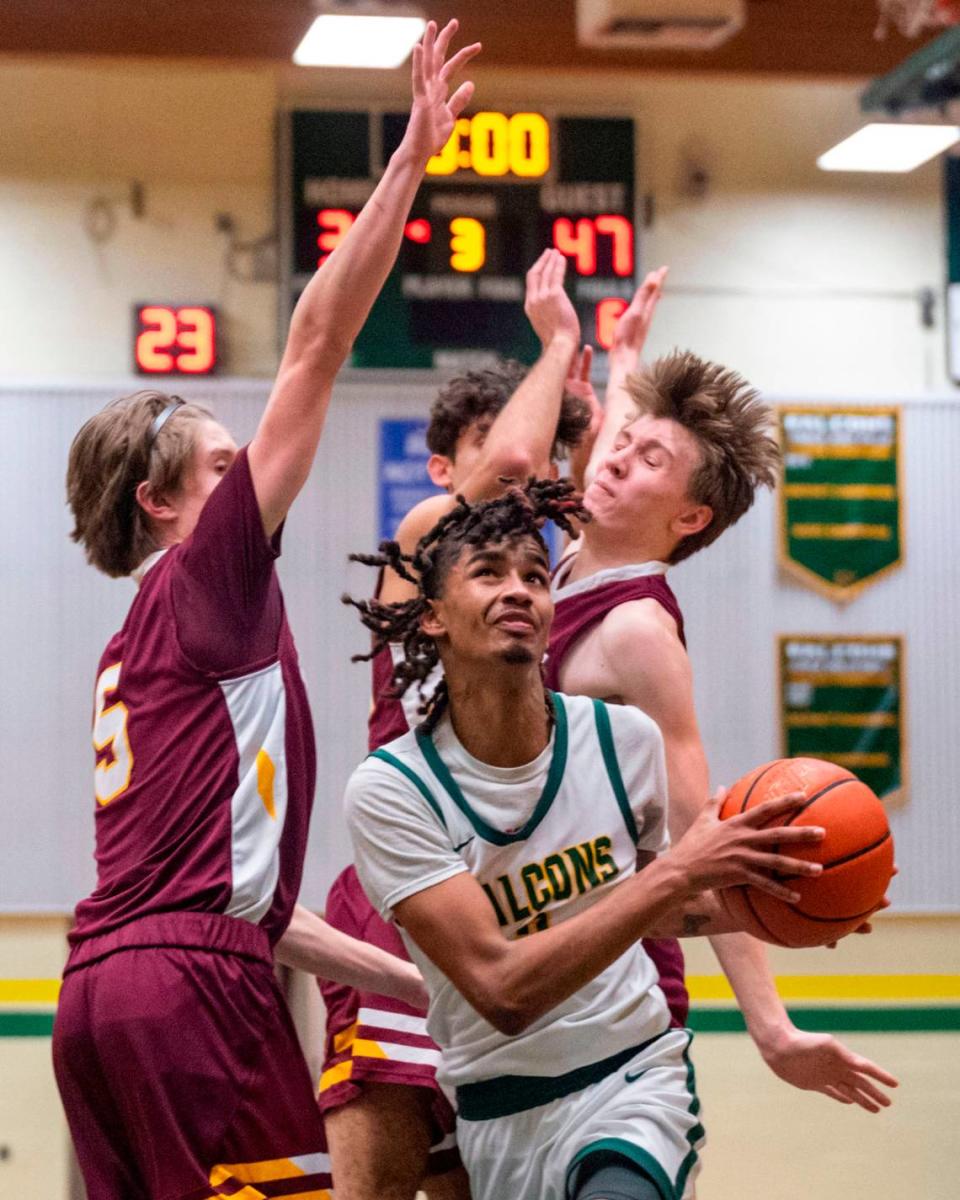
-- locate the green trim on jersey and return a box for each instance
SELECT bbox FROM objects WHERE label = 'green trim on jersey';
[675,1034,703,1198]
[456,1028,669,1121]
[416,691,569,846]
[592,699,639,844]
[368,748,447,829]
[566,1138,673,1200]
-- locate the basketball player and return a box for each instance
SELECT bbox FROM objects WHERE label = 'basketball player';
[545,278,898,1110]
[341,482,831,1200]
[52,21,479,1200]
[318,248,590,1200]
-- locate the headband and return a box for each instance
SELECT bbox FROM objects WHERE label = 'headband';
[146,397,185,454]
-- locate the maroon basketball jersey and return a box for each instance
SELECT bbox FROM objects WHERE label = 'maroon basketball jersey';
[544,554,689,1026]
[71,447,315,949]
[544,558,685,692]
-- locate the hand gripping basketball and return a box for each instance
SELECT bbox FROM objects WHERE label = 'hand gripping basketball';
[668,788,826,904]
[716,758,896,948]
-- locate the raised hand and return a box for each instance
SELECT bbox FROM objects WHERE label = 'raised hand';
[525,248,581,349]
[565,345,603,490]
[405,20,481,163]
[610,265,668,367]
[667,788,826,904]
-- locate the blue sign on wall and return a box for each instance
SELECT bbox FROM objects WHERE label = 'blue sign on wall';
[378,419,439,544]
[378,417,563,562]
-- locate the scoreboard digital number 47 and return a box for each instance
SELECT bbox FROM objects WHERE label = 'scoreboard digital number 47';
[280,109,637,368]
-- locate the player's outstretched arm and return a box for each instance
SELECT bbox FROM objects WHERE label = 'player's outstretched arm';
[581,266,667,487]
[388,792,824,1035]
[433,246,582,493]
[275,903,428,1009]
[248,19,481,535]
[599,603,898,1112]
[379,249,580,605]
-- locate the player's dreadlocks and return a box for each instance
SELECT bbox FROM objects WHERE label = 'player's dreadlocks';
[344,478,589,733]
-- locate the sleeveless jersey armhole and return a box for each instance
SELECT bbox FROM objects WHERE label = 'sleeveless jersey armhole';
[591,700,640,845]
[367,748,448,831]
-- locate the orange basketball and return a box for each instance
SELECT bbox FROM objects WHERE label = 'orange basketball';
[718,757,895,949]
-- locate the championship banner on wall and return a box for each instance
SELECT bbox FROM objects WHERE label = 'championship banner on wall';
[777,407,903,602]
[779,636,906,806]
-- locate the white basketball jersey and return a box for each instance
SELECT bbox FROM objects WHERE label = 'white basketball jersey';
[347,690,672,1091]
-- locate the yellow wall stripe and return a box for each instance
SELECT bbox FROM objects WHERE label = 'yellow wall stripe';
[5,976,960,1013]
[687,974,960,1003]
[0,979,60,1004]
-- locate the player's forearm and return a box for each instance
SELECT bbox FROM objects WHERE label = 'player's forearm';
[585,357,636,482]
[476,857,695,1034]
[276,904,427,1008]
[282,141,429,375]
[468,334,578,492]
[708,931,792,1044]
[249,142,431,531]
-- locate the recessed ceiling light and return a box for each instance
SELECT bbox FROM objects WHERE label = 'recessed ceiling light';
[293,12,427,69]
[817,123,960,173]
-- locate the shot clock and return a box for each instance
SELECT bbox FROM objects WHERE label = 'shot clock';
[133,303,218,376]
[280,109,638,368]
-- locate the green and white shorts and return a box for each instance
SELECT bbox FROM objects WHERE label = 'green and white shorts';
[454,1027,704,1200]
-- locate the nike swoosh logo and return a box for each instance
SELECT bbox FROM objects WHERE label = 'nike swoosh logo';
[453,836,475,852]
[625,1067,650,1083]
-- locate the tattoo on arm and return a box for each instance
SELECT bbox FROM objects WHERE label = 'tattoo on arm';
[681,912,712,937]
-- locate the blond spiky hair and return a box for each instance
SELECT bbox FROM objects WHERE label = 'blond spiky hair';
[626,350,780,563]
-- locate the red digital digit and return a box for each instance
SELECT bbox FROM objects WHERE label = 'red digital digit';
[596,297,629,350]
[595,215,634,277]
[176,307,216,374]
[404,219,432,244]
[552,218,597,275]
[317,208,356,266]
[136,306,178,373]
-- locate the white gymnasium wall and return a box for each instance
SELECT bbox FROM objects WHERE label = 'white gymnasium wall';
[1,51,957,913]
[0,56,950,396]
[1,381,957,913]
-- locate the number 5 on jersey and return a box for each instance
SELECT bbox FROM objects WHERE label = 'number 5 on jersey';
[94,663,133,805]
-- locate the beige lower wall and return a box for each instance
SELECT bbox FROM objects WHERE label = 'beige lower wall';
[3,914,957,1198]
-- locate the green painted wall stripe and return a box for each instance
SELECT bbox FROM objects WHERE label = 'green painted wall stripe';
[4,1006,959,1038]
[688,1006,960,1033]
[0,1013,55,1036]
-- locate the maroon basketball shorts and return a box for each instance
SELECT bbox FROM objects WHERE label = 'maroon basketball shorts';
[53,913,330,1200]
[318,867,458,1175]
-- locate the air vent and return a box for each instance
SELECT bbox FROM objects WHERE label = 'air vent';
[577,0,746,51]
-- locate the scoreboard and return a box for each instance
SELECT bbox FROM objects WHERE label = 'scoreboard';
[280,108,638,368]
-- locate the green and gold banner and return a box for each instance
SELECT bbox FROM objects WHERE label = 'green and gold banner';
[778,406,902,602]
[779,636,906,805]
